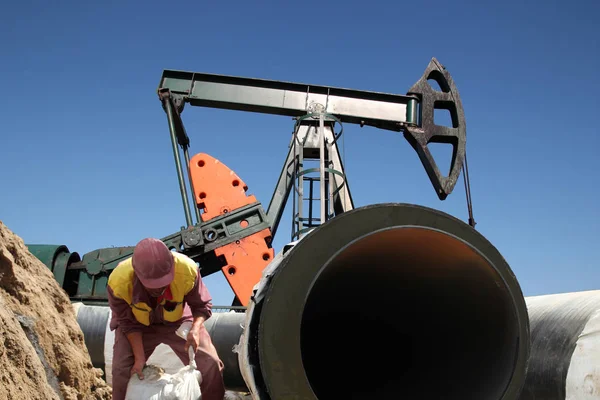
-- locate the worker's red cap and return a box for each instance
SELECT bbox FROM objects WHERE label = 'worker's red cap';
[132,238,175,289]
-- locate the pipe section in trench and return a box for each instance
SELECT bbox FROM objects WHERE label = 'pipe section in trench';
[518,290,600,399]
[74,203,531,399]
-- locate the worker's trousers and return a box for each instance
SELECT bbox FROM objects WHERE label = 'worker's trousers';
[111,322,225,400]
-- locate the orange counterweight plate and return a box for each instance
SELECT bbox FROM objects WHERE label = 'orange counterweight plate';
[189,153,257,222]
[215,228,274,306]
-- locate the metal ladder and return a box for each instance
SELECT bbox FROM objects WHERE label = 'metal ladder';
[290,103,352,240]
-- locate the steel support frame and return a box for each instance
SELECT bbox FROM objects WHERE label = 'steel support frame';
[284,115,353,240]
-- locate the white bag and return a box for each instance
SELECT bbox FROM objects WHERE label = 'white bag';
[125,347,202,400]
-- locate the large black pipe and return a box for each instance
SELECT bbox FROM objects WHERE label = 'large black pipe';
[239,203,530,399]
[518,290,600,399]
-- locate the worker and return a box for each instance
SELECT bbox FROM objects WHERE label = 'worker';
[106,237,225,400]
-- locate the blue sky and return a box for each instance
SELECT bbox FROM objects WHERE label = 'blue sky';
[1,0,598,306]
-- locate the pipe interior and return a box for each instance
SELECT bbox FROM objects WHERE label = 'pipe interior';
[300,227,520,399]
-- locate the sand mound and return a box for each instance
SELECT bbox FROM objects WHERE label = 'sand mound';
[0,221,111,400]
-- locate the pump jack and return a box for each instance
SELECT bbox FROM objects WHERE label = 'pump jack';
[27,58,535,399]
[28,57,473,308]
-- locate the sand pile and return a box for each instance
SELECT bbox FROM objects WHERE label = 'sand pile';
[0,221,111,400]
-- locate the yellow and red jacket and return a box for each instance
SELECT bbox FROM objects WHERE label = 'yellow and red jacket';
[107,252,212,331]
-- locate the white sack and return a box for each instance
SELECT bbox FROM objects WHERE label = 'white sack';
[125,346,202,400]
[125,364,202,400]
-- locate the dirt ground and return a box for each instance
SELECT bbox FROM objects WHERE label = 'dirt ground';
[0,221,112,400]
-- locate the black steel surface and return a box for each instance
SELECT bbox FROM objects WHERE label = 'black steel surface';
[203,312,248,392]
[76,304,110,373]
[519,292,600,399]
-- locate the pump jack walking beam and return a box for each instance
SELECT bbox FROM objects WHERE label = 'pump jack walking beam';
[158,57,467,238]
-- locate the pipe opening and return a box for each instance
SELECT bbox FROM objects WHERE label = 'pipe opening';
[300,227,520,399]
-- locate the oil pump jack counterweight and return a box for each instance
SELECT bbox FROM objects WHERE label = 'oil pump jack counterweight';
[27,57,474,309]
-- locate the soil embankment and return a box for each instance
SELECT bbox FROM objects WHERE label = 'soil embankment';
[0,221,111,400]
